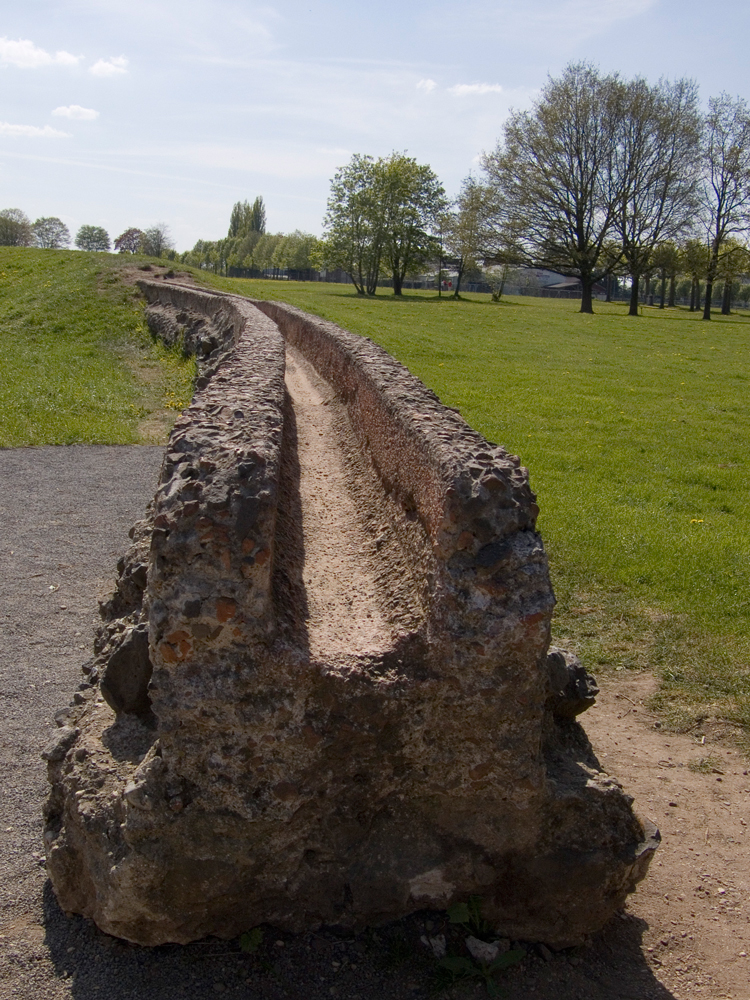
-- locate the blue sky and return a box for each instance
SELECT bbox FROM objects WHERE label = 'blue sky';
[2,0,749,250]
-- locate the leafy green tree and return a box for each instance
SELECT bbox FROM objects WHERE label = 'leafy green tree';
[228,196,266,238]
[32,217,70,249]
[321,153,444,295]
[444,177,485,297]
[651,241,681,308]
[321,154,384,294]
[0,208,32,246]
[272,230,319,272]
[681,238,710,311]
[715,238,750,314]
[378,153,445,295]
[114,228,145,253]
[75,225,111,251]
[249,233,283,273]
[701,94,750,319]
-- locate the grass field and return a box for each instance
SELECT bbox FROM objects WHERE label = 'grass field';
[203,274,750,739]
[3,249,749,737]
[0,248,195,446]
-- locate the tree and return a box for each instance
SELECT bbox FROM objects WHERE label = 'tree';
[0,208,32,246]
[140,223,174,258]
[75,225,111,252]
[715,238,750,314]
[114,228,145,253]
[612,78,701,316]
[272,230,319,273]
[32,217,70,249]
[701,94,750,320]
[228,196,266,238]
[378,153,445,295]
[444,177,486,297]
[321,154,384,294]
[482,63,625,314]
[250,233,283,273]
[651,241,680,308]
[321,152,445,295]
[681,238,710,311]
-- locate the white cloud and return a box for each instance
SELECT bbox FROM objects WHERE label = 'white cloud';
[0,122,70,138]
[448,83,504,97]
[417,78,437,93]
[0,37,78,69]
[90,56,128,77]
[52,105,99,120]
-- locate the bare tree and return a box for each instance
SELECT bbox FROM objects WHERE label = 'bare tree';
[482,63,624,314]
[701,94,750,319]
[140,223,175,258]
[613,78,701,316]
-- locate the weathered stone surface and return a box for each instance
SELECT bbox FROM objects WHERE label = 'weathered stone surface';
[44,282,657,948]
[546,645,599,719]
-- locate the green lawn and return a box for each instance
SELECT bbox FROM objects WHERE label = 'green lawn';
[3,249,749,737]
[205,275,750,739]
[0,248,195,446]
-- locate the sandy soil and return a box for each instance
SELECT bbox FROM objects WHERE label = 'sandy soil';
[284,344,394,660]
[1,444,748,1000]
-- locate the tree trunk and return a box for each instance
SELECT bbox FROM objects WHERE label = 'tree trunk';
[689,279,696,311]
[393,271,403,296]
[722,281,731,315]
[703,280,713,320]
[453,260,464,298]
[629,275,639,317]
[659,270,666,309]
[605,274,612,303]
[668,275,676,308]
[580,279,594,314]
[644,275,651,302]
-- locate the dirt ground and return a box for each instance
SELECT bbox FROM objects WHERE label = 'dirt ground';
[0,445,748,1000]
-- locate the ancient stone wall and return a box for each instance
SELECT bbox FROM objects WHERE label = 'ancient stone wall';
[44,281,658,948]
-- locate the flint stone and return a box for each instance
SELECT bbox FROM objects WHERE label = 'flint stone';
[546,646,599,719]
[100,622,153,718]
[44,283,658,949]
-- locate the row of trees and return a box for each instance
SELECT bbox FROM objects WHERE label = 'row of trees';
[474,64,750,317]
[181,197,321,277]
[0,209,176,257]
[314,64,750,317]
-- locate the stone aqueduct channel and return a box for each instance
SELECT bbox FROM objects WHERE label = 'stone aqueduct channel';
[42,280,659,948]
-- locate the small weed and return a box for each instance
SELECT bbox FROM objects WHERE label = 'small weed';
[688,754,724,774]
[447,896,492,939]
[239,926,264,954]
[431,950,526,996]
[381,931,412,969]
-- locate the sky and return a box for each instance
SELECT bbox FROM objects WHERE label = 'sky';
[2,0,749,251]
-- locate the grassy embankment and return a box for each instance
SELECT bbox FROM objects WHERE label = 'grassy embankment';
[205,274,750,740]
[0,247,195,446]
